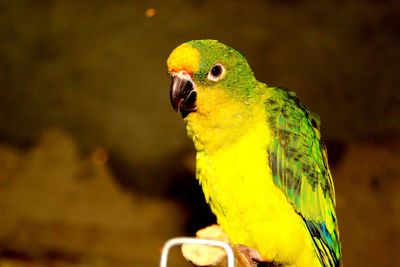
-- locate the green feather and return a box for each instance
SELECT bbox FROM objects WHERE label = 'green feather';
[264,86,341,266]
[187,40,257,100]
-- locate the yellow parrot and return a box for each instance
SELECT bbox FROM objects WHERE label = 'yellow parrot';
[167,40,341,266]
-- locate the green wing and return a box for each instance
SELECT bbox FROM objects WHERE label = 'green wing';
[264,87,341,267]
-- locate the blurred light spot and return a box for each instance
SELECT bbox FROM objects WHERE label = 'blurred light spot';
[145,7,156,18]
[91,148,108,166]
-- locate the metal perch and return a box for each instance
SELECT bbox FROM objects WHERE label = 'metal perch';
[160,237,235,267]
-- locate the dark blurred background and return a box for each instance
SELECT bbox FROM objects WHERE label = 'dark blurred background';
[0,0,399,266]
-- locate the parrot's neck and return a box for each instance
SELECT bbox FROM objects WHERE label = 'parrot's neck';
[184,86,268,153]
[187,108,256,152]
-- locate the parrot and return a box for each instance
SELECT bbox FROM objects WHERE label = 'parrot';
[167,40,341,267]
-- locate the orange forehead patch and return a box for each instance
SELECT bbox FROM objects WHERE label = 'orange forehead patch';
[167,43,200,74]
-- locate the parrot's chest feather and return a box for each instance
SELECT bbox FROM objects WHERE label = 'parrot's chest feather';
[197,120,298,250]
[195,115,315,264]
[197,120,274,214]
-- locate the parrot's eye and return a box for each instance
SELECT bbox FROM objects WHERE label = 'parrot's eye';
[207,63,225,82]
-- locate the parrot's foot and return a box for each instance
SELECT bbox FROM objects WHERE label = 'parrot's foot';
[235,244,264,267]
[181,225,277,267]
[235,244,264,262]
[235,245,281,267]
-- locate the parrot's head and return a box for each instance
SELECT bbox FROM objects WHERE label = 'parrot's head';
[167,40,263,150]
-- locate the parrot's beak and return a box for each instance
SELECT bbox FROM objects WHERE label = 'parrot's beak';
[169,71,197,118]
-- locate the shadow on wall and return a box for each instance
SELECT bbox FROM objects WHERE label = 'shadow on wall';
[0,129,185,267]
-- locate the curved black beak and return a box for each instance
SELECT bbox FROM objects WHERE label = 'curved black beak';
[169,72,197,118]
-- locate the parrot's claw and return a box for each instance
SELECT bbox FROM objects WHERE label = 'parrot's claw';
[234,245,281,267]
[235,244,264,266]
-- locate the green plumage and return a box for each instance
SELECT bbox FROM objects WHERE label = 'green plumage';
[265,87,341,266]
[188,40,258,99]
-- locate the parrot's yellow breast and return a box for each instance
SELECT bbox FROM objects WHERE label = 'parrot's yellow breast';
[191,103,318,265]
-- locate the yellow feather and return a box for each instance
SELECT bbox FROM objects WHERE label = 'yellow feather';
[167,43,200,74]
[185,89,320,266]
[186,86,250,151]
